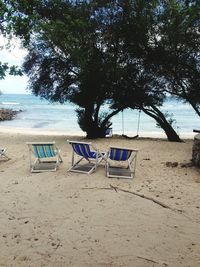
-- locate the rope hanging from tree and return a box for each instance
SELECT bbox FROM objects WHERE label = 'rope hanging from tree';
[122,109,141,139]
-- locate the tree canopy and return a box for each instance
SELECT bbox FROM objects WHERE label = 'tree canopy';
[1,0,199,140]
[145,0,200,116]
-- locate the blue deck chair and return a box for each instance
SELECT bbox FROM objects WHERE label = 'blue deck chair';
[67,140,106,174]
[105,146,138,179]
[0,148,9,160]
[26,142,63,172]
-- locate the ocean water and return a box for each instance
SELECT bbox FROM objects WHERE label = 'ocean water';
[0,94,199,137]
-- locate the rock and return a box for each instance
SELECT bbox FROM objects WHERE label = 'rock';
[0,108,20,121]
[166,161,178,167]
[192,133,200,167]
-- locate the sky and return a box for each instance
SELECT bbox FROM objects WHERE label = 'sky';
[0,36,29,94]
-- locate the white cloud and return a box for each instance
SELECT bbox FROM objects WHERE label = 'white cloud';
[0,35,28,94]
[0,75,29,94]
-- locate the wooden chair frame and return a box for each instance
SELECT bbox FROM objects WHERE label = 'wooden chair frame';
[0,148,9,161]
[68,140,106,174]
[105,146,138,179]
[26,142,63,173]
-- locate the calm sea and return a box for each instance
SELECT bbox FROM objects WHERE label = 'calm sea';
[0,94,199,137]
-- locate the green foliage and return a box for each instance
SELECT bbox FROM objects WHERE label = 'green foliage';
[0,61,23,80]
[0,1,23,80]
[146,0,200,116]
[2,0,123,137]
[1,0,199,139]
[0,62,9,80]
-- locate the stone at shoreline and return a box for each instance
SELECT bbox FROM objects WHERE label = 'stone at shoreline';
[0,108,21,121]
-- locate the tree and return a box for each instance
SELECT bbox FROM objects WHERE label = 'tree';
[105,0,182,141]
[110,63,182,142]
[146,0,200,117]
[3,0,194,141]
[3,0,122,138]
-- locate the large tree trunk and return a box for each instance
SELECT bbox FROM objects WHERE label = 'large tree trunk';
[83,104,107,138]
[141,105,182,142]
[77,106,121,139]
[80,105,107,138]
[86,112,120,139]
[187,99,200,117]
[86,126,107,139]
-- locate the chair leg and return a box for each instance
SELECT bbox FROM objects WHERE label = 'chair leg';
[59,154,63,163]
[0,153,9,160]
[68,156,84,172]
[88,165,97,174]
[72,151,74,166]
[129,154,137,178]
[31,158,39,172]
[0,149,9,160]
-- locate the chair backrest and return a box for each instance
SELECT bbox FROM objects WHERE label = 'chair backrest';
[109,147,132,161]
[70,142,94,158]
[29,143,57,158]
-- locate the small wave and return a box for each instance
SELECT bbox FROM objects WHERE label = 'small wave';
[33,122,50,128]
[1,102,20,105]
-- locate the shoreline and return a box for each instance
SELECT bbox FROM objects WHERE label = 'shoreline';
[0,125,196,139]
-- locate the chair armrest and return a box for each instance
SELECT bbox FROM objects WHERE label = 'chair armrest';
[129,150,138,163]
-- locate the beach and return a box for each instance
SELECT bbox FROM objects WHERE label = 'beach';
[0,131,200,267]
[0,94,200,137]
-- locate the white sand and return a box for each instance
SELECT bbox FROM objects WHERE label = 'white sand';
[0,130,200,267]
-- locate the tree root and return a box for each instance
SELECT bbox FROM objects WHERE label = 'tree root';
[82,185,180,212]
[109,185,175,210]
[137,256,159,264]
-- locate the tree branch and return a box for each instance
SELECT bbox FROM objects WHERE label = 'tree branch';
[102,108,122,127]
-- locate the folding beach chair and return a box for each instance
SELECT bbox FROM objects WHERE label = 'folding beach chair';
[67,140,106,174]
[26,142,63,173]
[105,127,113,137]
[105,146,138,179]
[0,148,9,160]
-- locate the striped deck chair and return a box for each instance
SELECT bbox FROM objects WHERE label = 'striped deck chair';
[105,146,138,179]
[67,141,106,174]
[26,142,63,173]
[0,148,9,160]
